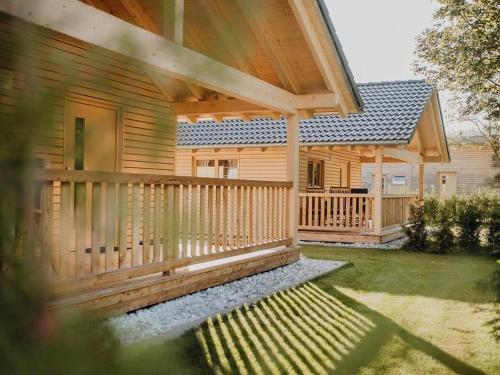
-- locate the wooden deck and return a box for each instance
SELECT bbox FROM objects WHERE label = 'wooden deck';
[298,192,417,243]
[19,169,297,316]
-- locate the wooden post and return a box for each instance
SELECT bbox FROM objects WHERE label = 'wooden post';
[418,163,425,201]
[286,113,300,248]
[373,148,383,236]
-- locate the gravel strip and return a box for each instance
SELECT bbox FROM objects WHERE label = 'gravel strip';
[108,257,346,345]
[299,235,408,250]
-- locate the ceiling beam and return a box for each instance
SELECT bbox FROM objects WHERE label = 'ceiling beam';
[288,0,348,115]
[235,0,303,94]
[173,98,265,116]
[172,92,340,117]
[1,0,299,113]
[382,148,423,164]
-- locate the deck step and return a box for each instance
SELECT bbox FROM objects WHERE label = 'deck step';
[48,247,300,317]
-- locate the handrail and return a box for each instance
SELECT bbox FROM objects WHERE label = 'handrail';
[299,192,375,198]
[33,169,293,188]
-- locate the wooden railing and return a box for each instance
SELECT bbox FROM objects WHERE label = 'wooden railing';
[299,193,375,232]
[382,195,418,229]
[22,169,292,294]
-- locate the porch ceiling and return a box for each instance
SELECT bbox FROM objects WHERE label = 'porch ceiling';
[0,0,361,119]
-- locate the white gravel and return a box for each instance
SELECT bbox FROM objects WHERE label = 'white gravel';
[108,257,346,345]
[299,235,408,250]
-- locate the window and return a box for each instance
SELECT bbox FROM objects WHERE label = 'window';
[196,159,237,178]
[441,175,447,185]
[307,160,324,188]
[74,117,85,171]
[218,159,238,179]
[391,175,406,186]
[196,159,216,177]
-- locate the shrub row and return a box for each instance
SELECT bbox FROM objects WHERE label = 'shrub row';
[403,193,500,255]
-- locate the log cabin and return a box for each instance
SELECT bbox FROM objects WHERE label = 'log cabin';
[176,80,450,244]
[0,0,363,315]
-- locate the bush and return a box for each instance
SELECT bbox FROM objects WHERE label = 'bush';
[456,199,482,250]
[403,204,428,251]
[485,196,500,250]
[433,201,455,253]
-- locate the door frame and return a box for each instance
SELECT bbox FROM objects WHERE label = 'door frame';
[64,94,123,172]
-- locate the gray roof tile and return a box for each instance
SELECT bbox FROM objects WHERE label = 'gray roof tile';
[177,80,433,147]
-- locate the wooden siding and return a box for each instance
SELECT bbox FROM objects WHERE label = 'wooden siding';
[0,14,176,174]
[175,146,362,191]
[299,148,361,191]
[362,148,498,195]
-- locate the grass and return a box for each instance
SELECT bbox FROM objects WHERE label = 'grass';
[124,247,499,374]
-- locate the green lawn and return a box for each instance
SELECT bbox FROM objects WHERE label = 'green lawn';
[122,247,499,374]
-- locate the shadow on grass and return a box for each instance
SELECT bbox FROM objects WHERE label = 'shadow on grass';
[189,282,485,375]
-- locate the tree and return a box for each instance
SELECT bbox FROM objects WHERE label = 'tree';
[414,0,500,154]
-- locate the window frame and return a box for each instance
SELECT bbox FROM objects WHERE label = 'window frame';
[391,175,407,186]
[307,159,325,188]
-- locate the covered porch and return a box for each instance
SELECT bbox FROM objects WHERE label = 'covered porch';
[299,146,426,244]
[1,0,363,315]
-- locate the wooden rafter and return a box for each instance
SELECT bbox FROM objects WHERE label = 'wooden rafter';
[163,0,184,44]
[81,0,110,12]
[235,0,303,94]
[119,0,160,34]
[199,0,259,77]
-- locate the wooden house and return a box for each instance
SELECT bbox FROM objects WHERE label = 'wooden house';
[176,80,450,244]
[0,0,363,315]
[362,136,498,196]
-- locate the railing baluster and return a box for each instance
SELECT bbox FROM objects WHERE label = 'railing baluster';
[182,185,189,257]
[91,182,102,274]
[153,184,161,262]
[143,184,151,264]
[131,183,140,266]
[118,183,128,267]
[228,186,235,249]
[173,185,180,259]
[105,182,116,271]
[222,186,228,250]
[235,186,241,248]
[199,185,206,255]
[190,184,198,256]
[75,182,86,276]
[215,186,221,251]
[207,185,214,254]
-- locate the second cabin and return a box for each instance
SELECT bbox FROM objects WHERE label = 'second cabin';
[176,80,450,244]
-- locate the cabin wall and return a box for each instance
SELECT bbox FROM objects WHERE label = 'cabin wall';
[0,15,176,174]
[175,147,288,180]
[175,146,362,191]
[299,148,361,191]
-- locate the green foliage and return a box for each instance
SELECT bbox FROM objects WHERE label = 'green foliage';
[485,195,500,249]
[456,198,483,249]
[433,201,455,253]
[403,204,428,251]
[414,0,500,121]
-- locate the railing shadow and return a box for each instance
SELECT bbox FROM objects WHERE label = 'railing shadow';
[194,282,486,374]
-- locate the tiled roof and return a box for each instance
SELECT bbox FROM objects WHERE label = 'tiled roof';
[177,80,434,147]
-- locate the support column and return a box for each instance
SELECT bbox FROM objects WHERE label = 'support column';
[286,113,300,248]
[373,148,383,236]
[418,163,425,201]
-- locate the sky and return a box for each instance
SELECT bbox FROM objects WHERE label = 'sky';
[323,0,474,135]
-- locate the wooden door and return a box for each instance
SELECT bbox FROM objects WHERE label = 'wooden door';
[64,98,119,252]
[438,172,457,197]
[64,99,118,172]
